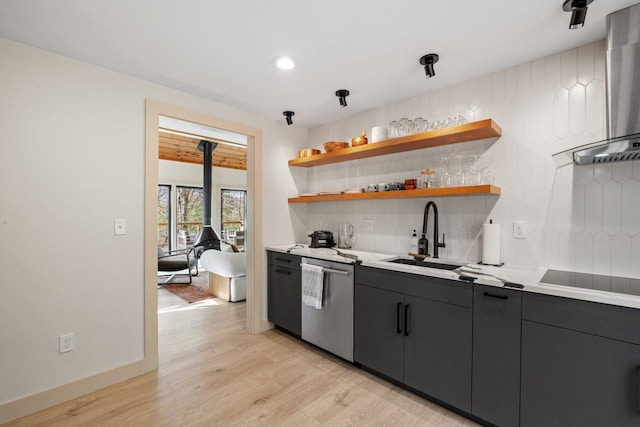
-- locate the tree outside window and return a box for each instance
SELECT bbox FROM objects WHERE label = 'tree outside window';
[221,189,246,235]
[176,186,204,248]
[157,185,171,251]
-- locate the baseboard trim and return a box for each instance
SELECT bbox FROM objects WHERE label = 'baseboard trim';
[0,360,149,424]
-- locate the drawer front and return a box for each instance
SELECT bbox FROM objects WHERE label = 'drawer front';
[267,251,301,270]
[522,291,640,345]
[355,265,472,308]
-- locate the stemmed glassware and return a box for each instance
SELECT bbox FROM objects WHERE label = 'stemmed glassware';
[439,155,451,187]
[452,152,466,186]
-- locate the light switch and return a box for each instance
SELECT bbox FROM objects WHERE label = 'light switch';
[114,218,127,235]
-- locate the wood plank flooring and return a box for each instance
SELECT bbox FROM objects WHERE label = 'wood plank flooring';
[5,286,478,426]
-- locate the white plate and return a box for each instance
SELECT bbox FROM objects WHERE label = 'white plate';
[344,188,364,193]
[297,193,317,197]
[318,191,343,195]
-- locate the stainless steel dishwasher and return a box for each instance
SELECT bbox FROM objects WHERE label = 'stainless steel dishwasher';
[301,257,354,362]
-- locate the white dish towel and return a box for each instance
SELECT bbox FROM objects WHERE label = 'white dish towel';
[302,264,324,309]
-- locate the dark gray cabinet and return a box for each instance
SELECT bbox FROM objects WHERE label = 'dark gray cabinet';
[354,284,404,382]
[472,285,521,427]
[267,251,301,336]
[404,294,472,412]
[354,265,472,411]
[521,292,640,427]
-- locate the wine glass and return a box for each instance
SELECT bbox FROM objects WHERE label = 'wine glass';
[452,152,466,186]
[439,155,451,187]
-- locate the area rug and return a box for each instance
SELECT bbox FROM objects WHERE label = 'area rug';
[161,284,214,304]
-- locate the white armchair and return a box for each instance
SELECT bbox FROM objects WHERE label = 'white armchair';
[199,246,246,302]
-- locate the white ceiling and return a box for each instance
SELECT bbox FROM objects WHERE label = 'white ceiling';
[1,0,638,129]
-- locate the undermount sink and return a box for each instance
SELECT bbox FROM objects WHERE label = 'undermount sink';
[384,257,463,271]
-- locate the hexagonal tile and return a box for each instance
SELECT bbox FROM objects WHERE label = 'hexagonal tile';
[552,184,571,234]
[611,233,631,277]
[574,163,594,186]
[504,67,518,103]
[630,235,640,278]
[570,182,585,234]
[594,40,606,80]
[524,102,539,140]
[584,181,603,235]
[558,231,577,271]
[538,94,553,138]
[577,43,595,85]
[544,230,560,268]
[585,79,604,134]
[592,231,612,275]
[603,180,622,235]
[561,49,578,90]
[594,163,612,184]
[622,179,640,236]
[531,58,546,95]
[545,53,562,92]
[552,87,569,138]
[575,230,594,272]
[633,162,640,180]
[568,83,586,136]
[491,70,505,104]
[613,161,633,183]
[517,63,532,97]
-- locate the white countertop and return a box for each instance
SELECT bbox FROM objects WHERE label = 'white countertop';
[266,244,640,310]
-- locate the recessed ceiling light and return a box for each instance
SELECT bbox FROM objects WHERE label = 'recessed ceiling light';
[273,56,296,70]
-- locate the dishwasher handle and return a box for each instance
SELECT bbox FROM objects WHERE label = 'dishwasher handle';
[300,264,351,275]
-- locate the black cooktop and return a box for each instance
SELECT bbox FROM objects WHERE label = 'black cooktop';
[540,269,640,297]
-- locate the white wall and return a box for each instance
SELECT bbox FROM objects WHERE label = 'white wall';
[158,159,247,240]
[305,41,640,278]
[0,37,307,407]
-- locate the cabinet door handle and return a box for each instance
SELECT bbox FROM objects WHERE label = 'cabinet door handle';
[275,257,291,263]
[274,269,292,275]
[483,291,508,300]
[396,302,402,334]
[404,304,410,337]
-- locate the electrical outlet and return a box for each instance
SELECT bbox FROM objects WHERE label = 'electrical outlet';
[114,218,126,235]
[513,221,526,239]
[363,219,374,231]
[59,333,74,353]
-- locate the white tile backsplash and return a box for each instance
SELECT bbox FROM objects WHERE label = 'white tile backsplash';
[298,40,640,277]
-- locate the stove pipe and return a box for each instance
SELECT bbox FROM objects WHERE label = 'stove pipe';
[193,140,221,257]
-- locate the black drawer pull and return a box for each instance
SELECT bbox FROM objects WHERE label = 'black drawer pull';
[404,304,410,337]
[484,291,508,300]
[396,302,402,334]
[275,257,292,263]
[274,269,292,275]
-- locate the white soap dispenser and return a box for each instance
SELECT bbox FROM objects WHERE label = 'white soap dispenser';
[409,229,419,254]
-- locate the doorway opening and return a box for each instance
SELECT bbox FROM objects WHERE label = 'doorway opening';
[144,100,266,372]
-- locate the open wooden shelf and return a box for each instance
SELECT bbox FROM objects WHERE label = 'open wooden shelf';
[289,119,502,168]
[288,185,501,203]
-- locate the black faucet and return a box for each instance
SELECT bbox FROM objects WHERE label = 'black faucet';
[422,201,446,258]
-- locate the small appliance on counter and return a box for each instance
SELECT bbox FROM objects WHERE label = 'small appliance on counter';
[308,230,336,248]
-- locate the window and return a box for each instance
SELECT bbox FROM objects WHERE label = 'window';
[221,189,246,236]
[157,185,171,251]
[176,185,204,249]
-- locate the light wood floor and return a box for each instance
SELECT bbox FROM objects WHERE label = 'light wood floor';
[5,286,478,426]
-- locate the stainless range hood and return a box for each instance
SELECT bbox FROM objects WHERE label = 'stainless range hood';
[553,3,640,167]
